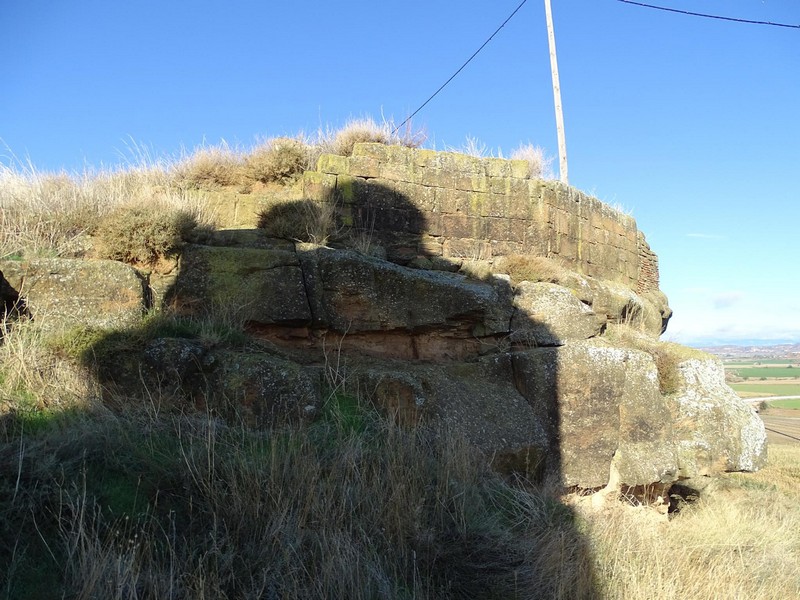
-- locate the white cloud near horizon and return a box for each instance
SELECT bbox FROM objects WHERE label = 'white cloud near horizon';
[712,291,745,309]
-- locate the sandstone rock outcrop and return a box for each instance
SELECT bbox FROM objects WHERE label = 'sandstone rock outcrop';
[0,146,767,496]
[0,258,144,330]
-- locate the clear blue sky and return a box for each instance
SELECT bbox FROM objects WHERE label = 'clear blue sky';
[2,0,798,346]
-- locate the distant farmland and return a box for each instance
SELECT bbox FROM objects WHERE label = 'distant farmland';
[727,366,799,379]
[724,359,797,367]
[729,383,800,398]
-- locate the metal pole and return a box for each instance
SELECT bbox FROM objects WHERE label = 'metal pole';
[544,0,568,184]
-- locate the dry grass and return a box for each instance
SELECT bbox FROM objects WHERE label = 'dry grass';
[315,117,427,158]
[494,254,569,286]
[511,143,555,179]
[582,444,800,599]
[244,137,310,184]
[451,135,490,158]
[0,370,593,598]
[171,143,244,189]
[0,163,199,260]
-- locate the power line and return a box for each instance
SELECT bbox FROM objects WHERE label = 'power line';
[618,0,800,29]
[392,0,528,135]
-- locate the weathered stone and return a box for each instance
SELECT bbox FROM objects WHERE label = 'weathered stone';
[301,171,337,201]
[511,282,603,346]
[670,357,767,477]
[316,154,349,175]
[170,245,311,325]
[298,248,512,336]
[512,341,678,488]
[210,350,322,426]
[2,258,144,330]
[358,358,549,477]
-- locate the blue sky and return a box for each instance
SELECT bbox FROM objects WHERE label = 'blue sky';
[2,0,798,345]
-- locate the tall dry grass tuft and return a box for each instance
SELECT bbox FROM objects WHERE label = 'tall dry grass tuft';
[511,143,554,179]
[314,116,426,158]
[0,391,596,599]
[0,161,212,261]
[243,136,311,183]
[171,143,243,190]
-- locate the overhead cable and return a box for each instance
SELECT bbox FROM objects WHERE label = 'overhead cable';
[392,0,528,134]
[618,0,800,29]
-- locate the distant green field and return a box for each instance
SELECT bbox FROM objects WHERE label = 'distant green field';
[730,383,800,397]
[767,398,800,409]
[724,359,797,367]
[729,367,799,379]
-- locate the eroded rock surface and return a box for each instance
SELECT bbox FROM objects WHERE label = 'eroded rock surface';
[1,243,765,492]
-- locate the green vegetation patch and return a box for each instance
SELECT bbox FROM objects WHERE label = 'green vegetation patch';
[768,398,800,409]
[725,359,797,367]
[729,383,800,398]
[731,366,799,379]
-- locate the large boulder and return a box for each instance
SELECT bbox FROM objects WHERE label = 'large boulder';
[0,258,144,330]
[208,350,322,426]
[510,282,603,346]
[298,248,513,336]
[167,245,311,325]
[356,356,549,476]
[671,357,767,477]
[512,340,678,489]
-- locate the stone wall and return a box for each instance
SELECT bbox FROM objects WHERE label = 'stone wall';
[302,143,659,292]
[636,232,660,295]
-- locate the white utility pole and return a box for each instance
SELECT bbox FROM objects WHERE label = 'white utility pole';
[544,0,568,184]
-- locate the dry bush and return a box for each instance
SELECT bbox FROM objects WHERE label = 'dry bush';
[244,137,310,183]
[95,203,198,265]
[172,144,243,189]
[330,117,392,156]
[454,135,490,158]
[494,254,568,285]
[0,164,184,260]
[511,143,554,179]
[315,117,426,158]
[458,259,493,281]
[257,199,338,244]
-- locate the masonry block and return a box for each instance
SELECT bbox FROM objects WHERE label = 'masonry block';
[302,171,337,201]
[441,213,487,239]
[349,155,382,178]
[510,160,531,179]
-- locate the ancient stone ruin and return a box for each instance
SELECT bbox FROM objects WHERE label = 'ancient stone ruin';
[0,143,767,498]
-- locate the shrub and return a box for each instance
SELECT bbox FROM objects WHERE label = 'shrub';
[316,117,426,158]
[243,137,310,183]
[510,143,554,179]
[329,117,391,156]
[172,145,243,189]
[95,204,197,265]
